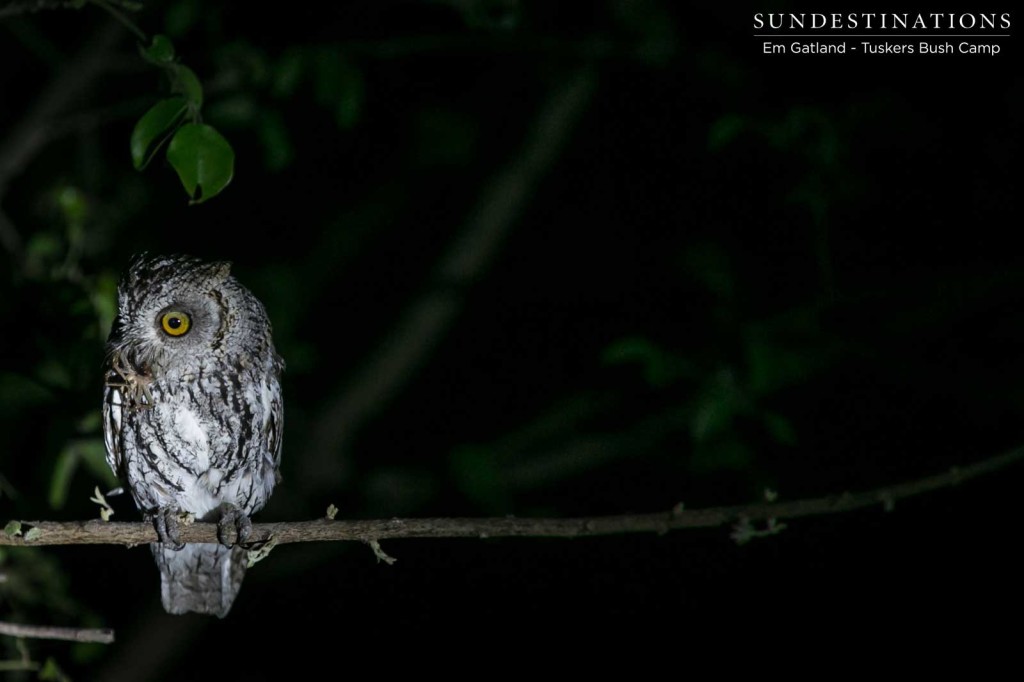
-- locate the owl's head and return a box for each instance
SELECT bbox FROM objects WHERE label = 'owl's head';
[107,253,274,376]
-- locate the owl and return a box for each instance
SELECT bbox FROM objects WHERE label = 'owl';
[102,254,284,617]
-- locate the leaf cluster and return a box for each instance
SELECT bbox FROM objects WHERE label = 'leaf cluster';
[131,34,234,203]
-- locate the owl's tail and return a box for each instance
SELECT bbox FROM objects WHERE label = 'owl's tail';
[152,543,248,618]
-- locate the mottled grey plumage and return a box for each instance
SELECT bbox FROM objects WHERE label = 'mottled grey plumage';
[102,254,283,617]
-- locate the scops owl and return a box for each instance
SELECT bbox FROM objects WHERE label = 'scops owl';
[102,254,283,617]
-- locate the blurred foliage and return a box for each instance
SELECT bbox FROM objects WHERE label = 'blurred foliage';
[0,0,1020,676]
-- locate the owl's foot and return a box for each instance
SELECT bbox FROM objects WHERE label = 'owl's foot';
[152,507,186,551]
[216,503,252,548]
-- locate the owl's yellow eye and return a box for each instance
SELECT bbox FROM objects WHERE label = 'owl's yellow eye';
[160,311,191,337]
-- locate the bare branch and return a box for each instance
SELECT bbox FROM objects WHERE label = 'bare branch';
[0,20,122,263]
[0,0,76,20]
[302,67,598,491]
[0,621,114,644]
[0,22,122,191]
[0,208,21,260]
[4,446,1021,548]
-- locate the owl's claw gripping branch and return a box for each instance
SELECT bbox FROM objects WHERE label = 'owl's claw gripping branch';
[216,503,252,548]
[152,507,186,551]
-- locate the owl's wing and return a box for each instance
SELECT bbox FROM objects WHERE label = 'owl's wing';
[102,383,126,480]
[264,355,285,481]
[266,383,283,478]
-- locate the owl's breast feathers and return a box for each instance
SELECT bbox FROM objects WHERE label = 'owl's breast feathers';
[103,352,283,519]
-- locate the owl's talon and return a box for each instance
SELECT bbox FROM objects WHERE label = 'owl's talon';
[153,507,185,550]
[217,504,252,548]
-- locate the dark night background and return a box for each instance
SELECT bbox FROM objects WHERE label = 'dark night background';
[0,0,1020,676]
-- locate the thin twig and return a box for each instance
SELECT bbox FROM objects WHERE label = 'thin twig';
[4,446,1021,548]
[0,660,39,672]
[87,0,145,42]
[0,621,115,644]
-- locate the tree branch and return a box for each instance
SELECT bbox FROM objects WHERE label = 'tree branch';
[0,0,76,20]
[4,446,1021,548]
[0,208,21,260]
[301,66,598,491]
[0,20,122,264]
[0,621,114,644]
[0,22,121,192]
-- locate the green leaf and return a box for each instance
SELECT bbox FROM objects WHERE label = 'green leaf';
[334,63,364,130]
[744,321,821,394]
[56,185,88,226]
[79,439,119,488]
[164,0,199,38]
[257,110,293,171]
[708,114,747,150]
[131,97,187,170]
[90,271,120,340]
[25,232,61,272]
[40,657,68,682]
[47,439,116,513]
[141,34,176,64]
[36,359,72,390]
[762,411,797,445]
[0,372,52,409]
[603,336,659,364]
[272,49,305,98]
[170,64,204,109]
[684,242,734,300]
[690,369,741,441]
[205,95,257,127]
[166,123,236,203]
[23,527,42,542]
[77,411,101,432]
[314,50,363,129]
[4,520,22,537]
[449,446,508,513]
[690,436,753,474]
[49,446,77,509]
[603,336,692,387]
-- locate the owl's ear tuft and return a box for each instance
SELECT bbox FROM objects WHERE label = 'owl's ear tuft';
[205,261,232,280]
